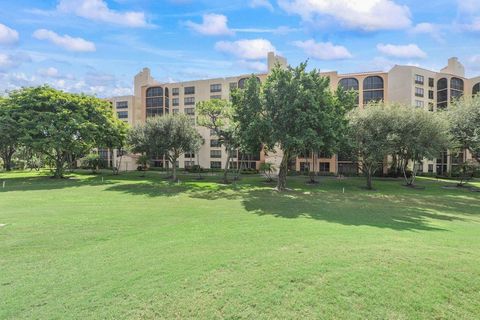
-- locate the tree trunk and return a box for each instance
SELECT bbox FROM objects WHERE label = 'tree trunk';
[1,147,15,171]
[3,156,12,171]
[172,163,177,181]
[223,155,231,184]
[54,157,64,178]
[276,151,289,191]
[309,151,316,183]
[366,170,373,190]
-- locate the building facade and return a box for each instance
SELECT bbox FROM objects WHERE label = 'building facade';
[110,53,479,175]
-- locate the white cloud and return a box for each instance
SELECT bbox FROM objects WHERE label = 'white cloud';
[249,0,274,11]
[33,29,96,52]
[0,69,132,97]
[458,0,479,13]
[0,52,31,71]
[465,17,480,31]
[410,23,444,43]
[237,60,268,72]
[185,14,234,36]
[0,54,18,70]
[293,39,352,60]
[37,67,59,78]
[467,55,480,72]
[0,23,19,46]
[377,43,427,59]
[57,0,148,27]
[215,39,275,60]
[278,0,411,31]
[233,26,300,34]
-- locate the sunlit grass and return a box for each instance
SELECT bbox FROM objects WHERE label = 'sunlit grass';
[1,170,479,319]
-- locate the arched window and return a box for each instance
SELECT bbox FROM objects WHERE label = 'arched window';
[437,78,448,109]
[146,86,164,117]
[363,76,384,104]
[339,78,359,91]
[339,78,359,104]
[473,83,480,97]
[450,77,464,101]
[238,77,260,89]
[146,87,163,97]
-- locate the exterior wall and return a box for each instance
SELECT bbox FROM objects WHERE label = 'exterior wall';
[109,54,479,175]
[110,95,134,126]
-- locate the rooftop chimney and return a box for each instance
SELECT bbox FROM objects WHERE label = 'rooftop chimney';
[440,57,465,77]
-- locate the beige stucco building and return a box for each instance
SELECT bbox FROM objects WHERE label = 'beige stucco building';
[109,53,479,175]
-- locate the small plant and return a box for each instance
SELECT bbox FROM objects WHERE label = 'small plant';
[136,155,150,172]
[260,162,275,182]
[454,160,479,187]
[82,153,102,174]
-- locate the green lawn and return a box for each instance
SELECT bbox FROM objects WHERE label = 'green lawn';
[1,170,479,319]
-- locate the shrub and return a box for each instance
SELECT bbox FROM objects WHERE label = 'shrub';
[136,155,150,171]
[82,153,103,173]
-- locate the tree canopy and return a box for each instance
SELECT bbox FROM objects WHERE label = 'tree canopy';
[0,97,22,171]
[347,103,395,190]
[196,99,237,183]
[128,114,203,181]
[448,95,480,162]
[8,86,127,177]
[254,62,356,190]
[389,104,451,186]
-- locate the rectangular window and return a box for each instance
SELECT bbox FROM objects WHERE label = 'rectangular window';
[319,162,330,172]
[210,129,216,136]
[428,164,434,173]
[363,90,384,104]
[415,100,424,108]
[415,87,424,97]
[300,162,309,172]
[172,98,179,106]
[428,77,434,87]
[210,150,222,158]
[210,84,222,93]
[116,101,128,109]
[229,82,237,90]
[172,108,179,114]
[184,97,195,105]
[210,95,222,100]
[210,139,220,147]
[184,86,195,95]
[172,88,179,96]
[415,74,424,85]
[428,102,434,112]
[184,161,195,168]
[184,107,195,115]
[417,162,424,173]
[210,161,222,169]
[229,149,238,158]
[117,111,128,119]
[428,90,434,99]
[184,152,195,158]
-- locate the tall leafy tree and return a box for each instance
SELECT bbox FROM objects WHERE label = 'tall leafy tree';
[196,99,237,183]
[389,104,451,186]
[10,86,127,178]
[0,97,21,171]
[259,63,355,191]
[448,95,480,163]
[231,76,264,171]
[128,114,203,181]
[347,103,395,190]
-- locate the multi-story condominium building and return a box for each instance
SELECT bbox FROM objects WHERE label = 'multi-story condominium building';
[109,53,479,175]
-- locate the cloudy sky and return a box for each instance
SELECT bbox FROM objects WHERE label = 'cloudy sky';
[1,0,480,97]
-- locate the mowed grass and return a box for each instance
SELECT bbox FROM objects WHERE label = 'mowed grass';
[0,170,479,319]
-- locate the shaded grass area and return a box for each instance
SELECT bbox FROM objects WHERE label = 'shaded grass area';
[1,170,479,319]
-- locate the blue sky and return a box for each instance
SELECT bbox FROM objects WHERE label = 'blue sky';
[0,0,479,97]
